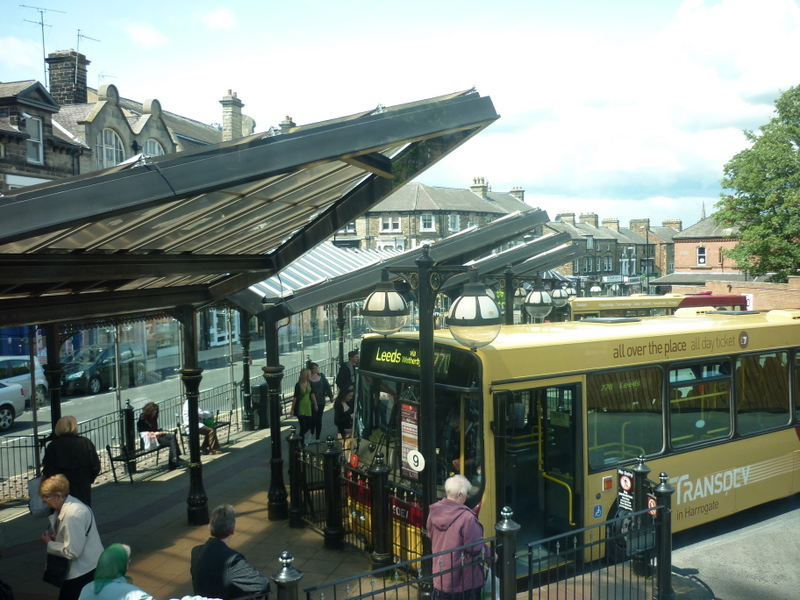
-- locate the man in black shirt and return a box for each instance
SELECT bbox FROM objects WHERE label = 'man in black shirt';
[191,504,270,599]
[336,350,359,393]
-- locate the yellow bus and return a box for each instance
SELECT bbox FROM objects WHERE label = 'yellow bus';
[353,308,800,560]
[569,292,749,320]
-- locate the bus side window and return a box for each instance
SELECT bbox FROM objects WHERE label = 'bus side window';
[670,360,731,448]
[737,352,790,434]
[587,367,663,471]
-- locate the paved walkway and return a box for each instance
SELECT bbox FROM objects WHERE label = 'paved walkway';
[0,414,716,600]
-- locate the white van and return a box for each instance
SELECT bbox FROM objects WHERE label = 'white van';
[0,356,48,407]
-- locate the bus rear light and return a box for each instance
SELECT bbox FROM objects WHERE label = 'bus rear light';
[602,476,614,492]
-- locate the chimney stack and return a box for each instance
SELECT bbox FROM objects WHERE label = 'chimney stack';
[470,177,489,199]
[46,50,90,105]
[280,115,295,132]
[630,218,651,237]
[579,212,599,228]
[662,219,682,232]
[602,218,619,232]
[220,90,244,141]
[509,186,525,201]
[556,212,575,225]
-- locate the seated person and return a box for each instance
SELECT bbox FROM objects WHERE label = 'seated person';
[182,399,221,455]
[137,402,182,470]
[191,504,271,600]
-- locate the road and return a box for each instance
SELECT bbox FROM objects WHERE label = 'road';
[673,494,800,600]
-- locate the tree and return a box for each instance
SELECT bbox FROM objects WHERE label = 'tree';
[715,85,800,282]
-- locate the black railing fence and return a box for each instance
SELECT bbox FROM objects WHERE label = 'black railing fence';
[289,445,677,600]
[1,381,240,501]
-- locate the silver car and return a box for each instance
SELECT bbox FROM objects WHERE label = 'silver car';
[0,381,25,431]
[0,356,49,407]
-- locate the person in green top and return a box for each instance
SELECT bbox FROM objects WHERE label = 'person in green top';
[291,368,317,443]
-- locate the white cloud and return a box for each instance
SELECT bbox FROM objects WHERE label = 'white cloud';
[124,23,169,49]
[201,8,238,30]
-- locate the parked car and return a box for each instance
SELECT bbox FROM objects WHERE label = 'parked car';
[0,355,49,407]
[61,344,147,395]
[0,381,25,431]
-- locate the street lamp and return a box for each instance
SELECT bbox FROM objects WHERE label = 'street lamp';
[448,269,502,349]
[361,270,410,335]
[590,284,603,296]
[524,275,553,322]
[362,245,501,573]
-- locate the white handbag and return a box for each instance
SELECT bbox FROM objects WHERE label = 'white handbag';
[140,431,159,451]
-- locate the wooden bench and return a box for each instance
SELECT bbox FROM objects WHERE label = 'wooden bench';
[106,436,172,484]
[178,409,232,448]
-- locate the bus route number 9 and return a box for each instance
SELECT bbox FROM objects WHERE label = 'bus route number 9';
[407,450,425,472]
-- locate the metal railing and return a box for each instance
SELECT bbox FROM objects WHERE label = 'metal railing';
[522,507,659,599]
[303,537,496,600]
[1,381,240,502]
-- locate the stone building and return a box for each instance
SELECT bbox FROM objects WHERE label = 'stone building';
[0,80,85,190]
[333,177,535,251]
[1,49,255,193]
[545,213,683,294]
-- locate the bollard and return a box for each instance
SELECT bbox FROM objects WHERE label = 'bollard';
[323,436,344,549]
[287,427,304,528]
[121,399,137,475]
[272,550,303,600]
[368,452,393,570]
[494,506,520,600]
[654,472,676,600]
[632,455,652,576]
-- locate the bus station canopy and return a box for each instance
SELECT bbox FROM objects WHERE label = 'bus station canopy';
[0,90,499,328]
[234,209,552,321]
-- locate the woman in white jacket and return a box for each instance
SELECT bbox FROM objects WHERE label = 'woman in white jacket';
[39,474,104,600]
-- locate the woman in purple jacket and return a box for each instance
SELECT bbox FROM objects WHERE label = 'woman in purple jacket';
[426,475,489,600]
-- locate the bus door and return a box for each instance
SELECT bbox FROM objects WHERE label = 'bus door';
[495,382,581,542]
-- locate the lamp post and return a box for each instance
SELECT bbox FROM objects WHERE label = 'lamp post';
[362,245,501,571]
[524,275,553,323]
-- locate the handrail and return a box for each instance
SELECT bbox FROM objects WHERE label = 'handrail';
[541,472,576,526]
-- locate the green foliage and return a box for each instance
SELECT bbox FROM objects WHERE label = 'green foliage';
[715,85,800,282]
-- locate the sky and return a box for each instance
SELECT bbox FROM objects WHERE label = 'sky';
[3,0,800,230]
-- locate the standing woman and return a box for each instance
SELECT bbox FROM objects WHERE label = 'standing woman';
[42,416,101,507]
[333,386,354,450]
[137,402,182,470]
[307,361,333,442]
[291,368,317,443]
[39,474,104,600]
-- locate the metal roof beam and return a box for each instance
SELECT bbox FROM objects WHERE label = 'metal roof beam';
[0,254,275,282]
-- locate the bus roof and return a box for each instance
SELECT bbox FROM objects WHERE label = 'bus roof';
[365,309,800,383]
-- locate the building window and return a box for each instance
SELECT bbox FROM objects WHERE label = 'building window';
[340,222,356,234]
[604,256,613,272]
[697,247,706,265]
[584,235,594,250]
[448,214,460,232]
[377,241,404,251]
[99,128,125,168]
[144,139,165,156]
[420,214,435,232]
[573,260,579,274]
[380,215,401,232]
[586,257,593,273]
[466,215,476,228]
[26,117,43,164]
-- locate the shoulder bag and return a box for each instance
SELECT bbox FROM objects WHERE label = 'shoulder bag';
[27,477,49,518]
[43,512,94,587]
